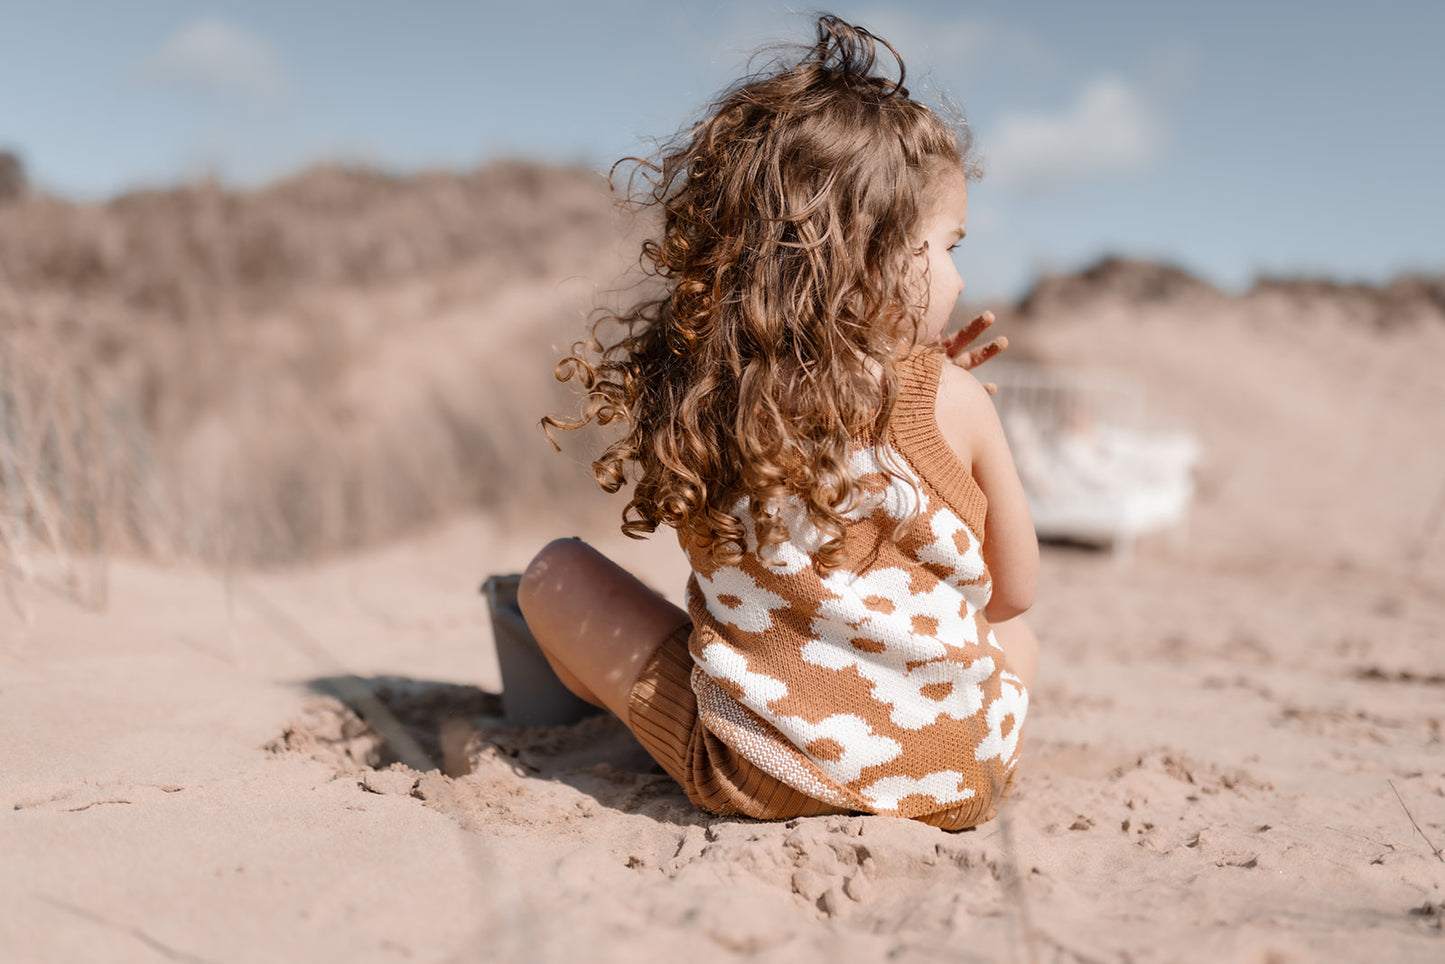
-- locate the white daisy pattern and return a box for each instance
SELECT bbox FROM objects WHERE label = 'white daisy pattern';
[695,643,902,785]
[859,771,977,811]
[974,671,1029,767]
[915,505,991,609]
[693,565,789,633]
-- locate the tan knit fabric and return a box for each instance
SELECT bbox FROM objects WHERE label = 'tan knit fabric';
[625,615,1014,829]
[628,625,851,820]
[680,348,1028,827]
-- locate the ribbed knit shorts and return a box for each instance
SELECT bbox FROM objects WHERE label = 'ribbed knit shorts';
[624,623,999,830]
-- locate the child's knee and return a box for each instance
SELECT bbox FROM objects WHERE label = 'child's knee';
[517,537,592,624]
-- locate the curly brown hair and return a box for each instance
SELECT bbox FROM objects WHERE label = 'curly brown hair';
[545,14,975,569]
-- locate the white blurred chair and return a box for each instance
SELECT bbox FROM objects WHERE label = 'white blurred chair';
[986,363,1201,555]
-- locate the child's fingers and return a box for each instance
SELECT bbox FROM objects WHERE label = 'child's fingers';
[943,310,995,357]
[973,337,1006,366]
[949,335,1008,370]
[945,310,996,357]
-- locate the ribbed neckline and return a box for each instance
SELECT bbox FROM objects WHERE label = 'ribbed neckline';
[890,349,990,538]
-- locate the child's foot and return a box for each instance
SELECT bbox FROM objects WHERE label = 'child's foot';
[483,574,605,727]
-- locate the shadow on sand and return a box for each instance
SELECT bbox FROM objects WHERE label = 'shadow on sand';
[289,675,696,821]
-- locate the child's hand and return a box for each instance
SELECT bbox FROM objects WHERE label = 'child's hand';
[942,311,1007,395]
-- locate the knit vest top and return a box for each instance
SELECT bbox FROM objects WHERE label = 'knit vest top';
[680,349,1028,821]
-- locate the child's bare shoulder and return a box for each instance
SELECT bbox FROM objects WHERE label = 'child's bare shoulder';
[933,359,1000,468]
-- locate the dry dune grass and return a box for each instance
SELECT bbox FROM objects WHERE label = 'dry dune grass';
[0,338,156,612]
[0,160,642,572]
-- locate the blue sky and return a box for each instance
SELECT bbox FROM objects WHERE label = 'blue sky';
[2,0,1442,300]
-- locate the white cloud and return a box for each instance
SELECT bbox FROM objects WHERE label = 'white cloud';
[983,77,1165,190]
[140,17,290,108]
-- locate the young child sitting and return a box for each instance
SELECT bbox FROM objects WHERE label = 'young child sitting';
[501,14,1038,831]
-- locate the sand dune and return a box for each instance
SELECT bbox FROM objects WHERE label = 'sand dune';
[3,167,1444,961]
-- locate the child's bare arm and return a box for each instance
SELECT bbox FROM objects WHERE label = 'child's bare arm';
[935,363,1038,622]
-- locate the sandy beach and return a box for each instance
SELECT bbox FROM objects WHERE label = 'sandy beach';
[3,167,1444,962]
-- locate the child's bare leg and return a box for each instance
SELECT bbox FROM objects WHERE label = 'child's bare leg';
[992,616,1039,691]
[517,538,690,721]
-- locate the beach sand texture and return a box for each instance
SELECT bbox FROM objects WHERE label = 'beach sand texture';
[2,165,1443,961]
